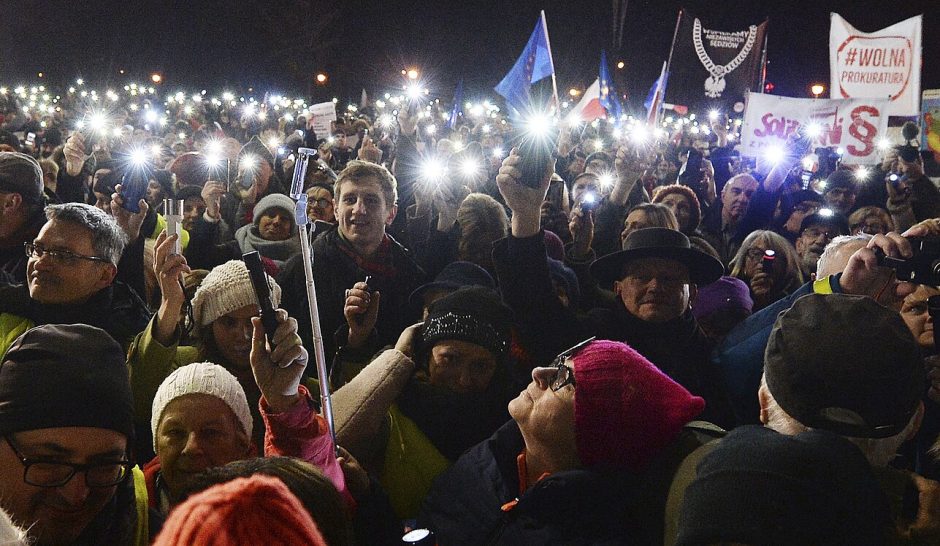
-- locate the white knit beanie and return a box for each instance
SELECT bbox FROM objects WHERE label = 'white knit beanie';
[253,193,297,226]
[191,260,282,334]
[151,362,253,451]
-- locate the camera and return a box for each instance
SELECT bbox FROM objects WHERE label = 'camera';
[877,237,940,285]
[580,191,598,213]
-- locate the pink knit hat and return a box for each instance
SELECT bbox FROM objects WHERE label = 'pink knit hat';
[573,340,705,471]
[153,474,327,546]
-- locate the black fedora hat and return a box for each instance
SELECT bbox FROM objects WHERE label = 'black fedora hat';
[591,228,724,285]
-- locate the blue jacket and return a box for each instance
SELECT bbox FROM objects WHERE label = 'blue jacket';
[712,281,815,425]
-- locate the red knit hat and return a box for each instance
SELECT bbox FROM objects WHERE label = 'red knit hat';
[573,340,705,472]
[153,474,327,546]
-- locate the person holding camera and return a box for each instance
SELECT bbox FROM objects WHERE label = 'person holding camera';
[217,136,287,232]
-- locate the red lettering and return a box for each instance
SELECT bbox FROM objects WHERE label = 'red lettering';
[847,105,879,156]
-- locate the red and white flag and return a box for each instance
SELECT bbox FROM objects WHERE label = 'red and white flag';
[565,79,606,124]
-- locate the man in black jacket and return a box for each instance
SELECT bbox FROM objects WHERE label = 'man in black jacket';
[493,149,732,426]
[279,160,425,365]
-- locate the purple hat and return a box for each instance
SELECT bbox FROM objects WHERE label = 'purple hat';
[691,276,753,321]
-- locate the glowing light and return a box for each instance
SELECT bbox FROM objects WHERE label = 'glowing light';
[616,61,625,69]
[377,114,394,128]
[708,110,719,121]
[151,144,163,158]
[267,137,279,150]
[406,69,419,80]
[151,73,162,84]
[76,78,83,85]
[801,156,815,171]
[241,154,258,171]
[243,104,255,118]
[406,84,424,101]
[420,157,447,182]
[316,73,328,83]
[112,127,123,137]
[764,145,785,165]
[129,147,148,166]
[835,147,845,156]
[425,124,437,135]
[598,173,616,189]
[877,138,892,151]
[811,84,825,98]
[818,207,834,217]
[631,126,648,144]
[177,132,186,140]
[804,123,822,138]
[89,113,108,132]
[568,88,581,97]
[855,166,871,180]
[594,139,604,151]
[459,158,480,178]
[492,147,504,158]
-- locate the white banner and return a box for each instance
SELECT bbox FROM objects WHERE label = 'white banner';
[741,92,890,165]
[829,13,921,117]
[307,101,337,138]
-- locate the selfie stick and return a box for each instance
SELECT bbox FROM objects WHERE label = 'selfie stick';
[289,147,337,455]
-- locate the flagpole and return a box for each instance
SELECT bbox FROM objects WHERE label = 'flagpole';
[540,10,560,112]
[663,8,683,91]
[758,19,769,93]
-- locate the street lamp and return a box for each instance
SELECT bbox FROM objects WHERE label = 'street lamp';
[616,61,625,70]
[406,68,419,80]
[315,73,328,84]
[150,73,162,84]
[811,84,825,98]
[568,88,581,97]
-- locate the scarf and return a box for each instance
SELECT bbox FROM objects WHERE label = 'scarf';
[234,223,301,269]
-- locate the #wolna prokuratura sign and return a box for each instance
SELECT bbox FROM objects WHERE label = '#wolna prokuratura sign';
[829,13,922,117]
[741,92,890,165]
[665,10,767,111]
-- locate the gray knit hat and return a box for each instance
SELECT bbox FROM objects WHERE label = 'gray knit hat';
[252,193,297,228]
[191,260,282,334]
[151,362,253,451]
[0,152,43,204]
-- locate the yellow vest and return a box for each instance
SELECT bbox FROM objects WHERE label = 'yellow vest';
[380,404,451,520]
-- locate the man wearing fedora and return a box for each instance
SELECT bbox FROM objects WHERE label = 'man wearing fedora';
[493,150,732,426]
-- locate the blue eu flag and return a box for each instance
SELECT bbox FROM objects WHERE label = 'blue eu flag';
[494,15,555,113]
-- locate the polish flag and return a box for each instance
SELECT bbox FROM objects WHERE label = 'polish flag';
[565,79,606,124]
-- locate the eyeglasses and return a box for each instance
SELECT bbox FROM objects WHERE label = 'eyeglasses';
[549,337,595,392]
[308,198,332,209]
[5,436,130,488]
[24,242,110,265]
[745,248,774,261]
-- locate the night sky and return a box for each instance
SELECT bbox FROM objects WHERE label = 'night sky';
[1,0,936,109]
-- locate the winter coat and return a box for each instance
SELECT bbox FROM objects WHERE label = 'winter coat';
[278,225,425,365]
[419,420,636,545]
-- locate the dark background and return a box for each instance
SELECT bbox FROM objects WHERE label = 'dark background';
[1,0,935,109]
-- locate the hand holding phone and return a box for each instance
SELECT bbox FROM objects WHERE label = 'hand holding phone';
[243,251,279,348]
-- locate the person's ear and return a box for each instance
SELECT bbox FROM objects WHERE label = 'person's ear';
[688,283,698,309]
[385,204,398,226]
[758,383,772,425]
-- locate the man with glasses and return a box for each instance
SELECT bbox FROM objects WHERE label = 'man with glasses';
[795,211,849,276]
[0,203,150,356]
[0,324,159,545]
[0,152,47,284]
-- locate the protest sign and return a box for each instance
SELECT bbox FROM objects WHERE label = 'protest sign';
[830,14,921,117]
[921,89,940,152]
[741,92,890,165]
[308,101,337,138]
[665,10,767,111]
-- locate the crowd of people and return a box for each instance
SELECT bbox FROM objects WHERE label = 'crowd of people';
[1,74,940,545]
